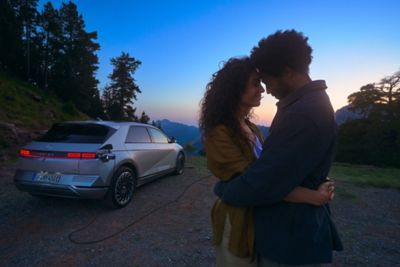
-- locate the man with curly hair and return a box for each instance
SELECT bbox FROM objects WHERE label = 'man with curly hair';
[215,30,343,266]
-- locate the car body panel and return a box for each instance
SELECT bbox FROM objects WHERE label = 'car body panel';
[123,142,176,177]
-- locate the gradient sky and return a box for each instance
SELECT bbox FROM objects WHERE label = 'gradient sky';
[39,0,400,126]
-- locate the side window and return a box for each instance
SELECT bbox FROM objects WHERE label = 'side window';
[148,128,169,143]
[125,126,151,143]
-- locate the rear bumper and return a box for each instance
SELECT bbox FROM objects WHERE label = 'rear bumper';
[14,181,108,199]
[13,170,109,199]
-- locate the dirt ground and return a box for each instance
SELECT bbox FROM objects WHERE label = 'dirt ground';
[0,160,399,267]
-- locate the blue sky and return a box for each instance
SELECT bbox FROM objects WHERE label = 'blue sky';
[39,0,400,126]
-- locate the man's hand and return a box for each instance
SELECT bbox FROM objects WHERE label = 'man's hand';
[315,178,335,205]
[214,181,226,198]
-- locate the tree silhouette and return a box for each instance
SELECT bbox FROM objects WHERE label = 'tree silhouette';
[58,2,100,104]
[348,71,400,121]
[0,0,24,76]
[102,52,142,121]
[336,70,400,167]
[39,2,62,90]
[139,111,150,123]
[17,0,40,81]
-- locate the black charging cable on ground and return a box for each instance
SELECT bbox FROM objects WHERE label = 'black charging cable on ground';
[68,169,212,245]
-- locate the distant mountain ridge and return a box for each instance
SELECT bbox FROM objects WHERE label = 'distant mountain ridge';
[157,105,365,154]
[157,119,269,153]
[157,119,201,149]
[335,105,364,124]
[158,104,364,152]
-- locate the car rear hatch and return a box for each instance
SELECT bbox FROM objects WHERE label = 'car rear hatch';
[18,122,116,174]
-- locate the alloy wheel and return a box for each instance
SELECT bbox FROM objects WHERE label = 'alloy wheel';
[114,170,135,206]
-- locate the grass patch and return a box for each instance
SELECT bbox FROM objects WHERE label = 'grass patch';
[0,74,89,127]
[187,158,400,189]
[330,162,400,189]
[187,156,208,171]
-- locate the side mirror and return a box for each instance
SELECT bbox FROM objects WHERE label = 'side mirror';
[169,137,177,143]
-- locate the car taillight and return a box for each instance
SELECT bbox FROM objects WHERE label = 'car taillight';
[19,149,97,159]
[19,149,31,157]
[82,152,96,159]
[67,152,81,159]
[67,152,97,159]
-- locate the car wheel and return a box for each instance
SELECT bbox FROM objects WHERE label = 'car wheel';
[106,166,136,208]
[173,152,185,175]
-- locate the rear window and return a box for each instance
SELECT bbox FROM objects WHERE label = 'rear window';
[37,123,116,144]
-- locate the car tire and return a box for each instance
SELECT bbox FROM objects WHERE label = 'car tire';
[105,166,137,208]
[173,152,185,175]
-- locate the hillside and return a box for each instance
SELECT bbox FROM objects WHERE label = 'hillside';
[0,74,89,162]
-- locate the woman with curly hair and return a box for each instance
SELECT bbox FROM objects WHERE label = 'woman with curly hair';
[199,57,334,267]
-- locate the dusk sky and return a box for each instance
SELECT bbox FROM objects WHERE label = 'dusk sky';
[39,0,400,126]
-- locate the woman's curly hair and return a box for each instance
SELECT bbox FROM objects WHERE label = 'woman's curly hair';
[199,57,256,141]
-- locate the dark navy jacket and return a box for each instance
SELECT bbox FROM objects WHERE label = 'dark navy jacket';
[215,80,343,265]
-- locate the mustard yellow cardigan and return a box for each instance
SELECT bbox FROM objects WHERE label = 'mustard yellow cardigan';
[205,122,264,258]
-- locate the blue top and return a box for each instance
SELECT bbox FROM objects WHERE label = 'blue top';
[214,80,343,264]
[253,135,263,159]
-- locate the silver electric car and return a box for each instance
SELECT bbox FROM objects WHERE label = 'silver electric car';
[14,121,185,208]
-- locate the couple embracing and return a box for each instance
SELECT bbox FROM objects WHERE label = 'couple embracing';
[200,30,343,267]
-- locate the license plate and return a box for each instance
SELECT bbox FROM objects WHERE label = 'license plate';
[36,172,61,184]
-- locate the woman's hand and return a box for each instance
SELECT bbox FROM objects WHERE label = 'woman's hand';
[314,178,335,205]
[283,177,335,206]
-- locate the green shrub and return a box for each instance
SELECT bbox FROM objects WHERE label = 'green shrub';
[62,102,79,116]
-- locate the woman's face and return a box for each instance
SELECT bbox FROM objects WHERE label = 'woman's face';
[241,72,265,109]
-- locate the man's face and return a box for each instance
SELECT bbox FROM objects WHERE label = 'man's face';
[260,73,292,100]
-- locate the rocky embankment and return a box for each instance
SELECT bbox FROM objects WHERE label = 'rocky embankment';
[0,122,47,162]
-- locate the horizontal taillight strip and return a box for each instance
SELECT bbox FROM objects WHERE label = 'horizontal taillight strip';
[19,149,96,159]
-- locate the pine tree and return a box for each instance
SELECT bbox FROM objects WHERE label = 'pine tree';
[0,0,24,76]
[13,0,40,82]
[39,2,62,90]
[102,52,142,121]
[139,111,150,123]
[54,1,101,117]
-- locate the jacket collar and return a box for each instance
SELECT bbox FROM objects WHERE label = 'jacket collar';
[276,80,327,109]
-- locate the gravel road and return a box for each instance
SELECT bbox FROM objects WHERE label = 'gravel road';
[0,160,399,267]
